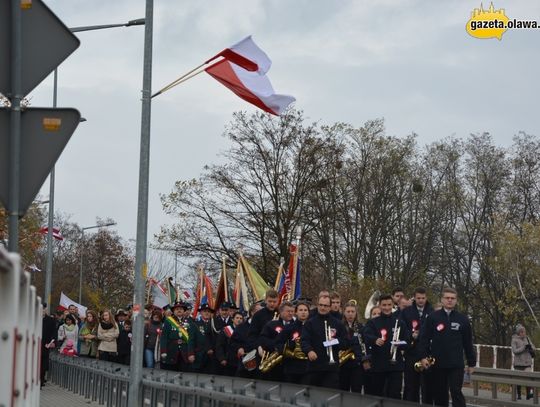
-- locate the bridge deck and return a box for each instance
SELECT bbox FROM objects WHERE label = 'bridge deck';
[40,382,102,407]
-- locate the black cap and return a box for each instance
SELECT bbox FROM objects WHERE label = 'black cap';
[171,301,187,310]
[220,302,232,309]
[198,303,214,312]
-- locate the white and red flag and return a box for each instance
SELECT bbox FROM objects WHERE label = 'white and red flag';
[39,226,64,241]
[205,35,271,75]
[206,60,295,116]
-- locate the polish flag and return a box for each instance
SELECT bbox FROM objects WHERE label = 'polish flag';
[206,35,271,75]
[39,226,64,241]
[206,59,295,116]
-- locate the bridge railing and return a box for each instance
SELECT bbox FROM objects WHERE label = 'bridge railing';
[0,245,42,407]
[49,353,417,407]
[474,344,540,370]
[471,367,540,405]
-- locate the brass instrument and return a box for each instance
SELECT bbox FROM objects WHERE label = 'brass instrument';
[339,349,355,366]
[364,290,381,319]
[390,318,400,364]
[325,320,336,364]
[414,356,436,372]
[259,312,279,370]
[259,350,283,373]
[284,339,307,360]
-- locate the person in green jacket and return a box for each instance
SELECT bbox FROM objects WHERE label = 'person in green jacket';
[160,302,194,371]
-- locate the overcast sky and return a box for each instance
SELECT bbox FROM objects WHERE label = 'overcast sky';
[32,0,540,244]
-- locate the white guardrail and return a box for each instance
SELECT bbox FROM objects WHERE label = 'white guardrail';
[474,344,539,370]
[0,245,42,407]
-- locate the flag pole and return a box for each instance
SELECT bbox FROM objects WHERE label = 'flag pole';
[151,58,223,98]
[290,226,301,300]
[222,255,229,302]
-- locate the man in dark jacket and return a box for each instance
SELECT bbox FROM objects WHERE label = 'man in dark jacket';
[400,287,433,402]
[301,296,347,389]
[195,304,217,374]
[160,302,195,371]
[363,294,409,399]
[247,289,279,348]
[41,303,57,386]
[418,287,476,407]
[215,312,244,377]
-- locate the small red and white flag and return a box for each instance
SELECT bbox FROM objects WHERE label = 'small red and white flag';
[39,226,64,241]
[206,59,295,116]
[206,35,271,75]
[223,325,234,338]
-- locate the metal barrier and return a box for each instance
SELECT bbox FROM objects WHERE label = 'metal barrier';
[471,367,540,405]
[475,343,540,370]
[0,245,43,407]
[49,353,416,407]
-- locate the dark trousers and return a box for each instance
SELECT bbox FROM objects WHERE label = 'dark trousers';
[366,371,402,399]
[404,359,422,402]
[98,351,117,362]
[307,370,340,389]
[40,348,50,384]
[339,365,363,393]
[285,372,310,385]
[514,366,533,397]
[430,367,466,407]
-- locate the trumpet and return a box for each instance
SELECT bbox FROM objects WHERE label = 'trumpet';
[325,320,336,365]
[389,319,400,364]
[414,356,436,372]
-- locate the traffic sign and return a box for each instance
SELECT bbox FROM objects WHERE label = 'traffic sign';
[0,0,80,97]
[0,107,81,215]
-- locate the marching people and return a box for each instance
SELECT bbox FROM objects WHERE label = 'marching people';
[235,302,262,378]
[58,313,79,353]
[340,301,368,393]
[363,294,409,399]
[160,301,194,371]
[275,301,310,384]
[400,287,433,403]
[97,309,120,362]
[301,295,347,389]
[512,324,535,400]
[418,287,476,407]
[79,310,99,358]
[215,311,244,377]
[258,300,295,381]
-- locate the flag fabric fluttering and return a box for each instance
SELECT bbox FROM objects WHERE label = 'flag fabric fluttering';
[233,260,250,313]
[149,278,169,309]
[206,59,295,116]
[193,266,215,318]
[166,277,177,305]
[214,257,230,310]
[39,226,64,241]
[277,236,302,303]
[205,35,271,75]
[59,292,87,318]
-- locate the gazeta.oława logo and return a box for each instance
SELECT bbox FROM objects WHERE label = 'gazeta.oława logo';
[466,3,509,40]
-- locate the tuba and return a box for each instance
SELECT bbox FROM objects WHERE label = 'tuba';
[338,349,355,366]
[364,290,381,320]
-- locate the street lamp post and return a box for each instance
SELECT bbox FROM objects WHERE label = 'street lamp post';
[44,18,144,308]
[78,222,116,304]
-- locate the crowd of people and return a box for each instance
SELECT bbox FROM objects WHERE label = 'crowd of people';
[40,286,536,406]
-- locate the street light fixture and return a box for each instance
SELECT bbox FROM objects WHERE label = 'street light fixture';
[43,18,145,307]
[79,222,116,304]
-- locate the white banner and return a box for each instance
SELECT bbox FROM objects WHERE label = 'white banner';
[59,292,87,317]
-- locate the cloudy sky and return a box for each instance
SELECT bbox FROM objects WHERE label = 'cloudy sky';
[31,0,540,244]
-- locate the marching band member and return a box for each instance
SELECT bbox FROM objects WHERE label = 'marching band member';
[235,302,262,378]
[330,292,343,320]
[340,301,368,393]
[363,294,409,399]
[195,304,218,374]
[258,301,295,381]
[391,287,405,315]
[301,295,347,389]
[275,301,310,384]
[418,287,476,407]
[160,301,194,371]
[215,311,244,377]
[400,287,433,402]
[248,289,280,348]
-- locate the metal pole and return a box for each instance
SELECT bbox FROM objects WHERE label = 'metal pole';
[44,69,58,306]
[174,250,178,283]
[79,229,84,304]
[129,0,153,404]
[8,0,22,252]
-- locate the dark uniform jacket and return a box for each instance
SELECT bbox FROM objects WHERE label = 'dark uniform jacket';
[400,301,433,359]
[212,315,232,332]
[248,307,277,348]
[363,312,409,372]
[259,319,287,352]
[418,308,476,369]
[215,325,241,368]
[233,320,254,374]
[342,321,366,368]
[159,316,194,365]
[301,313,347,372]
[275,319,307,375]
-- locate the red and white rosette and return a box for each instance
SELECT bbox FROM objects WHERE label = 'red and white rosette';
[436,323,445,332]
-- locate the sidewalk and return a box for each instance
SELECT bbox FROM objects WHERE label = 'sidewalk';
[463,385,536,407]
[40,382,102,407]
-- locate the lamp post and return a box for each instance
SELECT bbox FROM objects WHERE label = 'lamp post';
[78,222,116,304]
[44,18,144,308]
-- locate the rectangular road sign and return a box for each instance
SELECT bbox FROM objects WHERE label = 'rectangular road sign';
[0,107,81,215]
[0,0,80,97]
